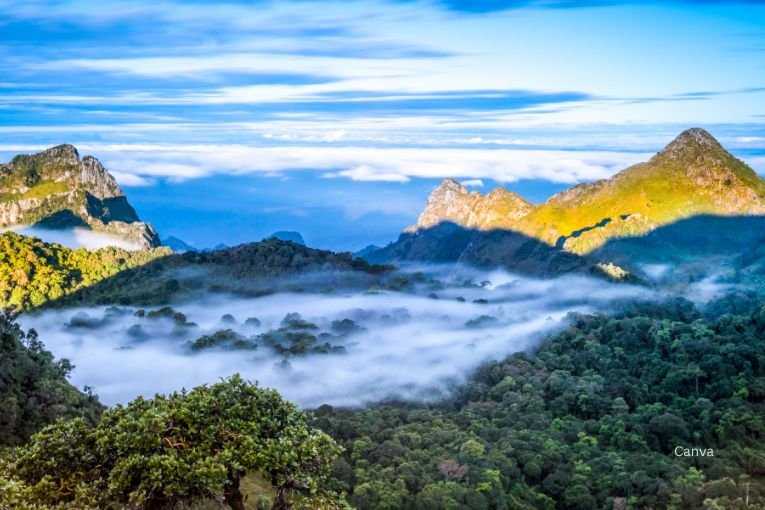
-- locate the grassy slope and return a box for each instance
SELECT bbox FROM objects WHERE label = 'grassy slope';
[0,181,70,204]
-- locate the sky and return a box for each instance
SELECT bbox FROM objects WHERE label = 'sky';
[2,0,765,250]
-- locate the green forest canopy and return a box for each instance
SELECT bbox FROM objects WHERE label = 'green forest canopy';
[314,297,765,510]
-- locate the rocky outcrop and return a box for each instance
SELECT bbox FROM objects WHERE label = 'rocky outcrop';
[406,179,532,233]
[0,144,160,248]
[79,155,123,199]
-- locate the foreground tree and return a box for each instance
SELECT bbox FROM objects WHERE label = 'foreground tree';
[9,374,348,509]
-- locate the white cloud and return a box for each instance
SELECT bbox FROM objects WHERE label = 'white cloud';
[747,156,765,174]
[263,129,348,143]
[5,227,143,251]
[73,143,650,184]
[109,171,155,187]
[460,179,484,187]
[323,165,410,182]
[324,129,348,142]
[735,136,765,150]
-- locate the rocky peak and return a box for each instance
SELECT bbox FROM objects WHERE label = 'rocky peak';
[80,155,123,199]
[406,179,474,232]
[407,179,533,232]
[657,127,724,161]
[40,144,81,163]
[434,178,469,197]
[486,186,529,204]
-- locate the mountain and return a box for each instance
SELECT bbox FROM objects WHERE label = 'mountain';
[527,127,765,254]
[0,144,160,248]
[265,230,306,245]
[162,235,197,253]
[368,128,765,273]
[204,243,229,252]
[53,238,392,307]
[354,244,382,259]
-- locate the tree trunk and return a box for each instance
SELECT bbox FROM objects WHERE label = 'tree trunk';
[224,477,246,510]
[143,492,176,510]
[271,485,291,510]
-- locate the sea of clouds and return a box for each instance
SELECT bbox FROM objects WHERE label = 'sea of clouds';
[20,270,656,408]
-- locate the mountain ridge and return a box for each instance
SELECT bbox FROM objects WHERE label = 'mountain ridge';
[0,144,160,248]
[393,128,765,263]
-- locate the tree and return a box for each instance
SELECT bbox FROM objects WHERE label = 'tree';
[438,460,468,482]
[10,375,348,510]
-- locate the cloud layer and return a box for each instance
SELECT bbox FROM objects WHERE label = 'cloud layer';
[71,143,651,185]
[21,270,654,407]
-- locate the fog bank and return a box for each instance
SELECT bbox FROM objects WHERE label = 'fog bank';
[21,272,655,408]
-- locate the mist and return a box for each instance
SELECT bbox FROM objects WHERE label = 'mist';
[20,271,656,408]
[4,226,143,250]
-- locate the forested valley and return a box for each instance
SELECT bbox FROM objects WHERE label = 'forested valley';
[3,291,765,509]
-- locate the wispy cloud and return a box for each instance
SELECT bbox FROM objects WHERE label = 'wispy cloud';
[108,171,155,187]
[428,0,765,13]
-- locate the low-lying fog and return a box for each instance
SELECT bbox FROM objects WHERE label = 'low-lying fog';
[21,271,656,408]
[5,226,144,250]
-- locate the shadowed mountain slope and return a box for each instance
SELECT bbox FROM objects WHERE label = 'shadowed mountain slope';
[366,221,586,276]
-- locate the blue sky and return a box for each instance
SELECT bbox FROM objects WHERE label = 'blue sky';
[2,0,765,250]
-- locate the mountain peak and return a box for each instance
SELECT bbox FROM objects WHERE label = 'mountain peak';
[659,127,723,159]
[393,127,765,260]
[437,178,469,195]
[43,143,80,158]
[266,231,306,245]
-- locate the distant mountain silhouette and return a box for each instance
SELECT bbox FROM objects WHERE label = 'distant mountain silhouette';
[265,231,306,245]
[162,236,197,253]
[364,213,765,286]
[46,238,391,308]
[354,244,383,259]
[593,214,765,283]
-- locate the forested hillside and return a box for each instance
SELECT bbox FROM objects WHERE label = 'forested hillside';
[54,237,391,306]
[0,311,102,446]
[315,297,765,509]
[0,232,389,309]
[0,232,168,309]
